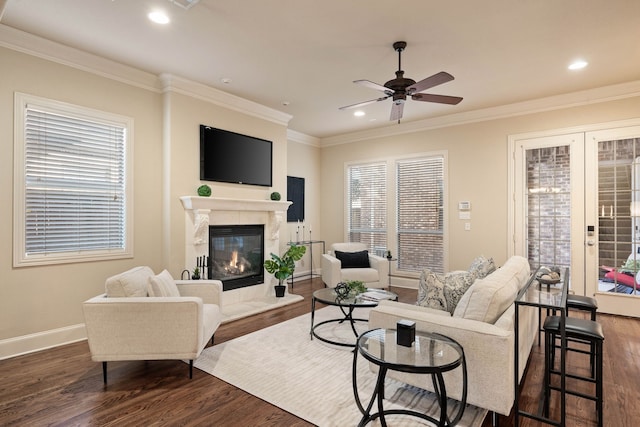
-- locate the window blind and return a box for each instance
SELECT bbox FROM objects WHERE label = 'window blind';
[23,106,126,256]
[396,156,445,273]
[347,162,387,253]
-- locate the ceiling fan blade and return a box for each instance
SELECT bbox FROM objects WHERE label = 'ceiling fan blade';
[354,79,394,94]
[412,93,463,105]
[390,102,404,122]
[339,95,391,110]
[406,71,454,95]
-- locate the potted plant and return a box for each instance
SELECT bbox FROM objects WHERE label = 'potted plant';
[192,267,201,280]
[264,244,306,297]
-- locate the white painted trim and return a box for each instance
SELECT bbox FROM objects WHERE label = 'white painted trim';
[160,74,292,127]
[0,24,160,92]
[322,80,640,147]
[287,129,321,147]
[0,324,87,360]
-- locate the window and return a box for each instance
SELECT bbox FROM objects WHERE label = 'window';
[346,162,387,254]
[396,156,446,273]
[14,93,133,266]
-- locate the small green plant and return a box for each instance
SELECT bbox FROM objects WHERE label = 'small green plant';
[264,244,306,284]
[345,280,366,295]
[197,185,211,197]
[192,266,201,279]
[270,191,281,201]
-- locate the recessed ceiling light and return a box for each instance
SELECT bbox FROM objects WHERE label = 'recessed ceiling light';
[148,11,170,24]
[568,60,588,70]
[221,77,232,84]
[354,111,365,117]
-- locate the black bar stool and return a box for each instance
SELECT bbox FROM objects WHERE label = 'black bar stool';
[543,315,604,427]
[567,294,598,321]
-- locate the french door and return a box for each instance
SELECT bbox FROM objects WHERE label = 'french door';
[511,121,640,317]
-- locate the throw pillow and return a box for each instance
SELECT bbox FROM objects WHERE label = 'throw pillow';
[335,250,370,269]
[417,269,448,312]
[442,270,477,315]
[148,269,180,297]
[468,255,496,279]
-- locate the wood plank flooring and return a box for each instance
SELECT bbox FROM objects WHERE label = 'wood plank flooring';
[0,277,638,426]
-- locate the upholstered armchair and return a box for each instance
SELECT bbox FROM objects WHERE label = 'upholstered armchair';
[321,242,389,289]
[82,266,222,383]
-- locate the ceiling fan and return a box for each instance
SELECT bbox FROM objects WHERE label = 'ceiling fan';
[339,41,463,122]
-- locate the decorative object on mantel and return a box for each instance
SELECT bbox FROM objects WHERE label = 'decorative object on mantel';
[192,267,201,280]
[264,244,306,297]
[197,184,212,197]
[270,191,281,201]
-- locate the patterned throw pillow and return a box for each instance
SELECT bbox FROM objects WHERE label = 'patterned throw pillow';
[442,271,477,314]
[417,269,448,311]
[468,255,496,279]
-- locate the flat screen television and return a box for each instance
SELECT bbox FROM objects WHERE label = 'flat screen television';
[200,125,273,187]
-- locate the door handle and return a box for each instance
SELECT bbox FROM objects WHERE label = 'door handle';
[586,240,595,246]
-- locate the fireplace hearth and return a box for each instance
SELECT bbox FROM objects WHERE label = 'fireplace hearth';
[209,224,264,291]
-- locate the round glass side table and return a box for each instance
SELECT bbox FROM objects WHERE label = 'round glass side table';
[353,328,467,427]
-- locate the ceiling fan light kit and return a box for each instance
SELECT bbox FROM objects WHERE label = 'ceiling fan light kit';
[339,41,463,123]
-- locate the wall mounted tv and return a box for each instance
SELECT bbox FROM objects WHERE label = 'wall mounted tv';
[200,125,273,187]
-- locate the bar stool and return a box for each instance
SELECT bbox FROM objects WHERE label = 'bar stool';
[543,316,604,427]
[567,294,598,321]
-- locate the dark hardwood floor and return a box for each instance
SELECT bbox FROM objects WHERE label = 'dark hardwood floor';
[0,277,638,426]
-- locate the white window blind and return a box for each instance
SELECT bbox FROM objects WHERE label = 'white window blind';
[396,156,445,273]
[347,162,387,253]
[14,94,132,266]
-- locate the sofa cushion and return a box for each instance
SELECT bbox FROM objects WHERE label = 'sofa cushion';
[417,269,448,311]
[148,269,180,297]
[340,267,379,283]
[469,255,496,279]
[443,271,477,314]
[335,250,370,269]
[453,256,529,323]
[418,269,477,314]
[105,266,154,297]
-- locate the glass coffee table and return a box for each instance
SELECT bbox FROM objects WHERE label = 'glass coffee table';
[310,287,398,347]
[353,328,467,427]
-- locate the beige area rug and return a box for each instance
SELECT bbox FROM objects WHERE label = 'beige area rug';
[194,306,487,426]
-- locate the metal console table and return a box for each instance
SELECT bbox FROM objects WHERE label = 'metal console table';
[514,267,569,426]
[287,240,325,286]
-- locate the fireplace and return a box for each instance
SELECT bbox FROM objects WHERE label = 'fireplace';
[209,224,264,291]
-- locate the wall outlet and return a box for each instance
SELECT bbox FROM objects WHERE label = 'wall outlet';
[464,222,471,231]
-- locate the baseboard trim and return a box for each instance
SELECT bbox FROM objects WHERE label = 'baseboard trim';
[0,323,87,360]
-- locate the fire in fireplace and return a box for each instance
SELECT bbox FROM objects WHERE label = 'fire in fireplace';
[208,224,264,291]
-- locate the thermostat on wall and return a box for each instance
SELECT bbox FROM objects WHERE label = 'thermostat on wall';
[458,201,471,210]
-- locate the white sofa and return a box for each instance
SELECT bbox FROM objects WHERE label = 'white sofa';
[83,266,222,383]
[321,242,389,288]
[368,255,538,417]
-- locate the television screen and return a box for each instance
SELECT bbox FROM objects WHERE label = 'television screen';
[200,125,273,187]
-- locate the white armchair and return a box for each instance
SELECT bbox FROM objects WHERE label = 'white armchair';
[82,266,222,383]
[321,242,389,289]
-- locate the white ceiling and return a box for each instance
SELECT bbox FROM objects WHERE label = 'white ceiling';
[2,0,640,139]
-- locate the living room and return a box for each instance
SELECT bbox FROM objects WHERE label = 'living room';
[1,1,639,425]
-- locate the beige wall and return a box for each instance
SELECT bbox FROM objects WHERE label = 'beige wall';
[320,97,640,275]
[0,47,163,345]
[163,91,289,274]
[0,46,292,356]
[286,139,321,274]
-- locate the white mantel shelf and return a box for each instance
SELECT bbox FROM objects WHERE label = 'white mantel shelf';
[180,196,291,212]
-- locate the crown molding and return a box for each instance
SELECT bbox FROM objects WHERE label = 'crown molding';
[287,129,320,147]
[160,74,292,127]
[320,79,640,147]
[0,24,161,93]
[0,24,292,127]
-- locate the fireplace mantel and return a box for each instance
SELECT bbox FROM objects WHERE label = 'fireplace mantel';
[178,195,301,323]
[180,196,291,213]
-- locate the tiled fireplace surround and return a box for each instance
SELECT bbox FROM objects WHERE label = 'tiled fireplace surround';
[179,196,303,322]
